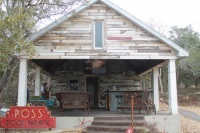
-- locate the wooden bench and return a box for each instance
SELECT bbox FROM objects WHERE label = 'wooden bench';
[55,92,90,116]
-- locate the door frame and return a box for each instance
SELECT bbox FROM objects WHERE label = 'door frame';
[85,76,99,107]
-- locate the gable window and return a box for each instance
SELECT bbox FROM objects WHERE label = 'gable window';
[94,21,104,49]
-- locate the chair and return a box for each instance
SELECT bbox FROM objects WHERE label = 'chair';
[116,91,156,115]
[136,91,156,115]
[116,93,136,113]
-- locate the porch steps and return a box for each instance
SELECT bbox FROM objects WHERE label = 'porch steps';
[83,115,148,133]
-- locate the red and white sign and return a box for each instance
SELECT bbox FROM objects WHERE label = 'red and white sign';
[0,106,56,128]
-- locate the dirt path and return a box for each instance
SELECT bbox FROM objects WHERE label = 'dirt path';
[179,106,200,133]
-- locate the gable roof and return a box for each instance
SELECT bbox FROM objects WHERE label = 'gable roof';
[29,0,188,57]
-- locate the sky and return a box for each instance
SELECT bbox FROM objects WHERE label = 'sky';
[109,0,200,33]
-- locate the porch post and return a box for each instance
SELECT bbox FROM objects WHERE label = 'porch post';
[17,59,28,106]
[47,76,51,100]
[35,67,41,96]
[153,67,159,111]
[168,59,178,114]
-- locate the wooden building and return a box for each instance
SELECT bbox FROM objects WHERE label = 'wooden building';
[17,0,188,119]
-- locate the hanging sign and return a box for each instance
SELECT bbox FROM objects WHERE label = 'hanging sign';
[0,106,56,128]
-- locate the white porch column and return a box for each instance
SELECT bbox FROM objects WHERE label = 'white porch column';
[168,59,178,114]
[35,67,41,96]
[17,59,28,106]
[153,68,159,111]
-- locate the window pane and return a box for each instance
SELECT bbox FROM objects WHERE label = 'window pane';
[69,80,79,91]
[95,21,103,48]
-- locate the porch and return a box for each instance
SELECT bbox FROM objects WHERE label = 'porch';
[49,108,180,133]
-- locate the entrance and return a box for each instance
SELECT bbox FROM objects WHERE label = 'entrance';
[86,77,99,107]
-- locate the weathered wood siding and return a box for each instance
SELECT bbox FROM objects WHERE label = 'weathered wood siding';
[50,72,140,96]
[33,2,176,59]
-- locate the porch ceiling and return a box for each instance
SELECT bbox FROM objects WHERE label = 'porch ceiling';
[30,59,165,75]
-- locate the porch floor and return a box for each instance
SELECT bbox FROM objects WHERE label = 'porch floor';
[51,108,168,117]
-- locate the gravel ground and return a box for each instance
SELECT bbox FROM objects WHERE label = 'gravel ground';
[179,106,200,133]
[160,102,200,133]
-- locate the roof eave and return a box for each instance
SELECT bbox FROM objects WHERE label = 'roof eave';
[100,0,189,57]
[29,0,99,42]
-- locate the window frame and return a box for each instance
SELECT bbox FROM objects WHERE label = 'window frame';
[68,79,79,92]
[93,20,104,49]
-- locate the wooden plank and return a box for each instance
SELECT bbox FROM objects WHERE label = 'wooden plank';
[107,50,137,53]
[37,40,60,43]
[39,37,67,40]
[58,23,91,28]
[42,34,58,37]
[100,9,107,13]
[106,46,129,50]
[77,15,107,19]
[35,53,65,56]
[89,56,120,59]
[107,37,132,40]
[92,4,107,7]
[107,24,133,28]
[63,27,91,31]
[56,33,91,37]
[70,18,91,22]
[61,40,91,43]
[129,46,159,50]
[80,46,92,49]
[65,53,100,56]
[52,27,67,31]
[51,30,91,34]
[137,49,171,53]
[60,56,90,59]
[128,53,159,56]
[55,46,81,49]
[120,55,177,59]
[65,37,91,40]
[107,28,134,31]
[62,52,128,56]
[34,42,53,46]
[106,34,141,37]
[31,55,61,59]
[82,9,99,13]
[106,39,160,43]
[35,49,52,53]
[159,53,176,56]
[52,49,75,53]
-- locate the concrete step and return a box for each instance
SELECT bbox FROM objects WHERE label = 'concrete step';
[84,115,147,133]
[83,131,124,133]
[94,116,144,121]
[92,120,145,127]
[85,126,146,133]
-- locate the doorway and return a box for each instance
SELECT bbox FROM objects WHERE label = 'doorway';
[86,77,99,107]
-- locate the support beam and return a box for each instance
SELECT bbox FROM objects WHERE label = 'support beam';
[153,68,159,111]
[35,67,41,96]
[168,59,178,114]
[47,76,51,100]
[17,59,28,106]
